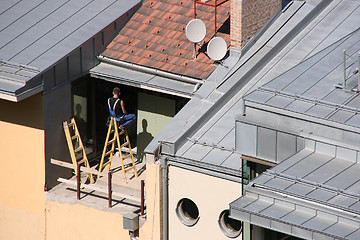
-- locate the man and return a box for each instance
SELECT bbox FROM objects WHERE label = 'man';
[108,87,136,130]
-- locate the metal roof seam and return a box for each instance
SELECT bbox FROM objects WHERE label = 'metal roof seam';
[231,202,347,240]
[247,183,360,223]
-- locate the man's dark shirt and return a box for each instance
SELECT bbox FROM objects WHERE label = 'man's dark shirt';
[108,97,124,117]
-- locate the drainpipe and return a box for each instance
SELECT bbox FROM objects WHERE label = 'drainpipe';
[161,157,168,240]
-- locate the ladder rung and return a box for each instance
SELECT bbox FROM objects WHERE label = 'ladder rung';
[78,158,86,165]
[74,146,83,153]
[110,129,115,134]
[125,167,136,172]
[104,150,114,157]
[68,122,75,127]
[71,134,79,140]
[121,141,130,148]
[122,154,132,160]
[108,138,116,145]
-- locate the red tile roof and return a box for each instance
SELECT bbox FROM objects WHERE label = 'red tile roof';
[102,0,230,80]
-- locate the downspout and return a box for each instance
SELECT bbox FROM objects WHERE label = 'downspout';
[161,157,168,240]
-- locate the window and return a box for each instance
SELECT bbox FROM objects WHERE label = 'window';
[218,210,242,238]
[176,198,200,226]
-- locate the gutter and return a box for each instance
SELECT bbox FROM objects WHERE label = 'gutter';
[98,55,204,85]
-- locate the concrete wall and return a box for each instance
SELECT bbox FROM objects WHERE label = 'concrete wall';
[137,92,175,162]
[168,166,242,240]
[0,93,46,240]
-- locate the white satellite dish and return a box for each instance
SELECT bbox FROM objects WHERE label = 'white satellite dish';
[207,36,227,61]
[185,19,206,43]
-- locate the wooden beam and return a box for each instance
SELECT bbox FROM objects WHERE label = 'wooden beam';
[241,155,276,167]
[57,178,140,203]
[51,158,127,182]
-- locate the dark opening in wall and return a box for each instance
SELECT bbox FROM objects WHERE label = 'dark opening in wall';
[219,210,242,238]
[176,198,200,227]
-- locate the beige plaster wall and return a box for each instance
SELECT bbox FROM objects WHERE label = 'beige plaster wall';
[168,166,242,240]
[45,201,132,240]
[140,160,163,240]
[0,93,45,239]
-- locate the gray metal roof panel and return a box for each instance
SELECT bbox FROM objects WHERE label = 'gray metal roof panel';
[0,0,69,48]
[261,177,294,191]
[324,219,360,239]
[0,0,139,99]
[200,148,232,166]
[303,157,354,184]
[282,152,334,178]
[284,183,316,198]
[279,205,316,226]
[90,62,196,97]
[265,95,294,109]
[305,188,337,202]
[245,27,360,127]
[323,163,360,190]
[0,79,24,93]
[345,114,360,128]
[285,100,314,114]
[181,144,213,162]
[327,195,358,209]
[217,128,236,150]
[301,213,338,232]
[220,152,242,170]
[259,199,295,220]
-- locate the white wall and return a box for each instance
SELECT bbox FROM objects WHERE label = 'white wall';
[168,166,242,240]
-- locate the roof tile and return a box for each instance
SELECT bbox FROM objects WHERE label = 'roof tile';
[102,0,230,80]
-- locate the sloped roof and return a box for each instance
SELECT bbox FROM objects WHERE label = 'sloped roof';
[231,139,360,240]
[0,0,139,101]
[101,0,230,80]
[147,0,360,169]
[244,27,360,128]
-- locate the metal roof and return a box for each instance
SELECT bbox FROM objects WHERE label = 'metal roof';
[230,139,360,240]
[146,0,324,167]
[244,27,360,128]
[0,0,139,101]
[148,0,360,170]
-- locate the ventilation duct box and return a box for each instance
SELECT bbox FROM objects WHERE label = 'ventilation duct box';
[123,213,139,231]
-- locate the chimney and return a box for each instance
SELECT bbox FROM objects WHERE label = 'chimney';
[230,0,281,50]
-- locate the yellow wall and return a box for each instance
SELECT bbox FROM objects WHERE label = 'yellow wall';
[45,201,131,240]
[168,166,242,240]
[0,93,45,239]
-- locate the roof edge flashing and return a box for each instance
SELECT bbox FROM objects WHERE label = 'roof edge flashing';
[98,56,203,85]
[0,84,43,102]
[245,100,360,137]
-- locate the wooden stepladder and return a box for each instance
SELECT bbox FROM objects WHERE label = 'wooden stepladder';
[99,117,138,180]
[63,118,94,183]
